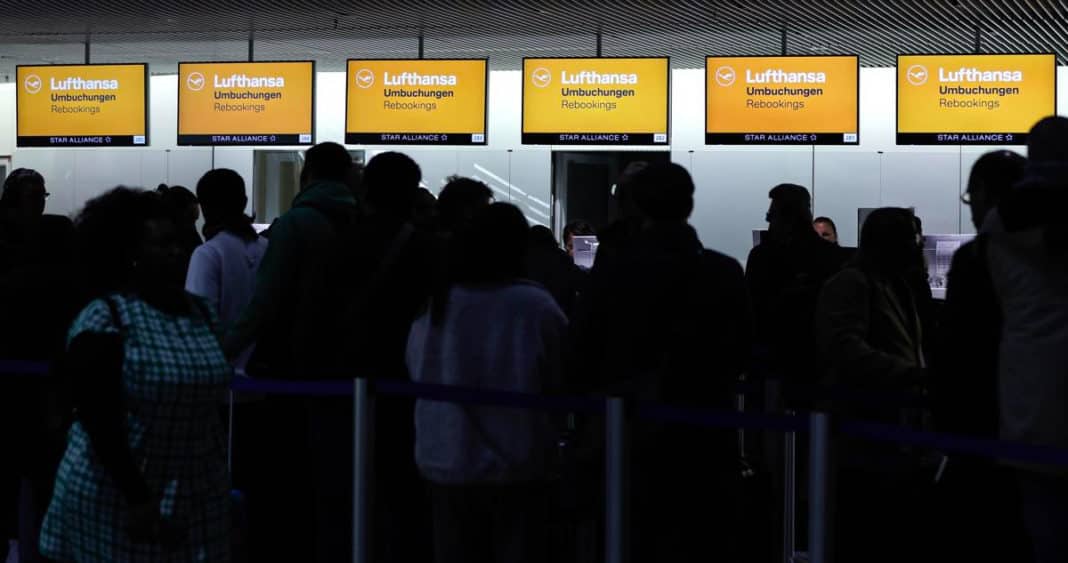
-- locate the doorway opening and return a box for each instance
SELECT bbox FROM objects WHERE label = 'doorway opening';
[551,151,671,237]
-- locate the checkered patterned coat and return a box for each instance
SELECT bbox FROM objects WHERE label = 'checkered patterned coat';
[40,294,232,562]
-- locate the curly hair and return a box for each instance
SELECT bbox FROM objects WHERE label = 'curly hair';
[75,187,170,297]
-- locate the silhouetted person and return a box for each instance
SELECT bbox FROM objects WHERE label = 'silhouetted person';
[409,203,566,563]
[932,150,1032,562]
[746,184,846,387]
[813,216,839,244]
[986,116,1068,563]
[572,162,752,562]
[332,152,438,563]
[224,142,358,563]
[40,187,231,562]
[815,207,932,563]
[0,168,78,563]
[185,168,268,372]
[156,184,202,270]
[525,225,587,317]
[590,161,648,269]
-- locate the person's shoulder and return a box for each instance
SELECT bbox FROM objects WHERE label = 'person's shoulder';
[700,247,744,273]
[69,294,129,339]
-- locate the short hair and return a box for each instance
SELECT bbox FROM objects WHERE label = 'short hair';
[302,142,353,184]
[562,220,594,244]
[769,183,811,210]
[813,216,838,235]
[363,151,422,215]
[0,168,45,209]
[196,168,247,218]
[438,176,492,232]
[968,150,1025,204]
[1028,116,1068,164]
[530,225,557,248]
[74,187,170,296]
[631,162,695,221]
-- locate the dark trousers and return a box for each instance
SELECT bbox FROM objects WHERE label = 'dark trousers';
[1017,470,1068,563]
[429,481,549,563]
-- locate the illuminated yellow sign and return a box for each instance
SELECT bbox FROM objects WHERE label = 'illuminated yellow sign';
[17,64,148,147]
[345,59,487,145]
[706,56,858,144]
[178,61,315,145]
[897,54,1055,144]
[522,57,670,145]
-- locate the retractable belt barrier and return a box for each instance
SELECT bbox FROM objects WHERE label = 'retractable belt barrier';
[6,361,1068,563]
[3,361,1065,468]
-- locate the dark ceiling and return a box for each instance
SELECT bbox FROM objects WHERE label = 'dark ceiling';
[0,0,1065,79]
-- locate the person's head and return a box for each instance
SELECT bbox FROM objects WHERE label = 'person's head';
[452,202,529,285]
[196,168,248,226]
[966,150,1026,230]
[631,162,695,222]
[0,168,48,219]
[856,207,922,276]
[438,176,493,234]
[75,187,185,297]
[766,184,812,231]
[612,161,650,219]
[156,184,199,226]
[1028,115,1068,165]
[813,217,839,245]
[363,151,421,218]
[530,225,557,249]
[300,142,353,189]
[562,220,595,257]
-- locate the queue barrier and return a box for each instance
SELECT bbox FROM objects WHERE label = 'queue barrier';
[6,363,1068,563]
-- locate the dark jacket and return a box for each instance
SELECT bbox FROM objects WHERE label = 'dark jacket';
[225,181,358,379]
[815,268,926,422]
[524,240,587,318]
[746,229,845,384]
[573,222,751,408]
[933,238,1000,438]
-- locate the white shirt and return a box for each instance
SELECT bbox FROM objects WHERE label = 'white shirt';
[185,230,269,372]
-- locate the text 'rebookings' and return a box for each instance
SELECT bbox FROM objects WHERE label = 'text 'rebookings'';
[705,55,859,145]
[178,61,315,146]
[897,54,1055,145]
[345,59,487,145]
[17,63,148,147]
[522,57,670,145]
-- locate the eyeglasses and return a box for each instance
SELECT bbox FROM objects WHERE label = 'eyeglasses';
[960,192,972,205]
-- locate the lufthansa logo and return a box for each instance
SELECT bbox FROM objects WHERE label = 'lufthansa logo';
[24,74,42,94]
[714,66,736,87]
[187,72,206,91]
[354,69,375,89]
[531,67,552,88]
[906,64,928,86]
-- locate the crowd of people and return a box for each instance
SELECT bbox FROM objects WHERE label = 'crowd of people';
[0,117,1066,563]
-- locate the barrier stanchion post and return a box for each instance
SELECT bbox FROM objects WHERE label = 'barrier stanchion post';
[808,412,831,563]
[353,378,374,563]
[227,390,234,473]
[783,413,796,563]
[605,396,628,563]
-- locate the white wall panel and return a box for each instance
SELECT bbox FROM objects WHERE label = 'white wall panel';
[2,66,1066,248]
